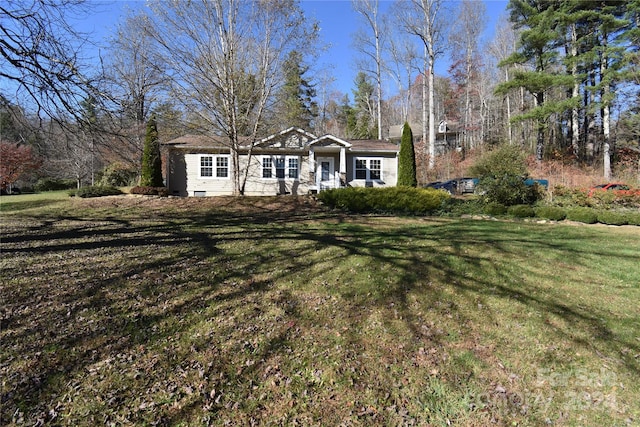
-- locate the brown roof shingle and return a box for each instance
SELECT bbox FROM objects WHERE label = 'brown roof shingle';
[348,139,399,152]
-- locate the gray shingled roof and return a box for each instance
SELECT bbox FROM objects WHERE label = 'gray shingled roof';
[164,133,399,153]
[163,134,229,148]
[349,139,399,152]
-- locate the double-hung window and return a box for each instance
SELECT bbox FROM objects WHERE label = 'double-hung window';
[262,156,299,180]
[354,157,383,181]
[288,158,299,178]
[216,157,229,178]
[369,159,381,180]
[200,156,213,177]
[262,157,273,178]
[200,155,229,178]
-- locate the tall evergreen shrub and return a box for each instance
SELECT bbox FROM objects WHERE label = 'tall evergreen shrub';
[397,122,417,187]
[140,115,164,187]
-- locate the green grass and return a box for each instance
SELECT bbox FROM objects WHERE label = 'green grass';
[0,190,71,213]
[1,195,639,426]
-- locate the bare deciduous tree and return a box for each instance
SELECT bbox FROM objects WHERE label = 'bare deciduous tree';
[488,14,519,145]
[385,23,418,124]
[0,0,99,120]
[145,0,317,195]
[397,0,447,170]
[352,0,384,139]
[449,0,486,150]
[103,10,166,171]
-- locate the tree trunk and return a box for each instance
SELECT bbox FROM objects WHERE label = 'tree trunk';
[505,68,512,144]
[427,57,436,170]
[535,92,544,161]
[601,35,611,180]
[570,23,580,158]
[422,53,428,163]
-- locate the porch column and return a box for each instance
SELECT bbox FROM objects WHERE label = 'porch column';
[339,147,346,187]
[309,149,315,184]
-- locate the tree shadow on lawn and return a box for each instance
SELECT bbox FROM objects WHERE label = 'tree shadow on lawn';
[1,204,638,424]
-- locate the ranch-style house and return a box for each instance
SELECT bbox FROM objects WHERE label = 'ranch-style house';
[163,127,400,197]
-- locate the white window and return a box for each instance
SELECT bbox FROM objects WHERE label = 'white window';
[354,157,383,181]
[200,155,230,178]
[200,156,213,177]
[288,158,299,178]
[262,156,299,180]
[216,157,229,178]
[262,157,273,178]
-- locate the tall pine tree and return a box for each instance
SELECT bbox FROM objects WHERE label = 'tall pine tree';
[498,0,635,174]
[497,0,571,161]
[349,72,377,139]
[140,115,163,187]
[278,50,317,130]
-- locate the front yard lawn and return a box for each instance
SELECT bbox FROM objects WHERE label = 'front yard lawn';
[1,195,639,426]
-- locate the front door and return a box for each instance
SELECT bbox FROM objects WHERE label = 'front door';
[317,157,335,190]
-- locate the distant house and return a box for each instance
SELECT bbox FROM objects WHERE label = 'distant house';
[163,127,399,197]
[388,121,460,154]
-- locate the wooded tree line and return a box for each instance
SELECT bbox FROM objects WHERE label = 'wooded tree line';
[1,0,639,194]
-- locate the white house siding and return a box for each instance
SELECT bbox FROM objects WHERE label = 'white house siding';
[346,153,398,188]
[242,154,313,196]
[183,152,235,196]
[173,151,315,196]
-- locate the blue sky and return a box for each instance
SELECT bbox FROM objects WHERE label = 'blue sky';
[82,0,509,97]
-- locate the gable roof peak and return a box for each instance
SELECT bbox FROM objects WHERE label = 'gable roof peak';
[259,127,317,144]
[309,134,352,148]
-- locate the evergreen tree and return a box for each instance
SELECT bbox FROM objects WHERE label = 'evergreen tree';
[140,115,163,187]
[497,0,570,161]
[498,0,635,171]
[397,122,417,187]
[350,72,377,139]
[336,94,357,138]
[279,50,317,130]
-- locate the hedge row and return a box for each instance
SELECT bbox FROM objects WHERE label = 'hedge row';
[318,188,639,226]
[317,187,449,214]
[68,186,170,198]
[483,203,639,226]
[34,178,77,192]
[553,185,640,209]
[72,186,123,198]
[130,186,169,197]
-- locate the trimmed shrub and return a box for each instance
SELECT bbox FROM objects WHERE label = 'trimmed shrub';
[75,186,123,198]
[484,202,507,216]
[317,187,448,214]
[397,122,417,187]
[589,191,617,209]
[437,198,485,217]
[99,163,138,187]
[626,211,640,226]
[613,193,640,208]
[140,115,164,187]
[551,185,590,207]
[566,207,598,224]
[535,206,567,221]
[130,186,169,197]
[597,211,629,226]
[553,185,640,209]
[507,204,535,218]
[34,178,76,192]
